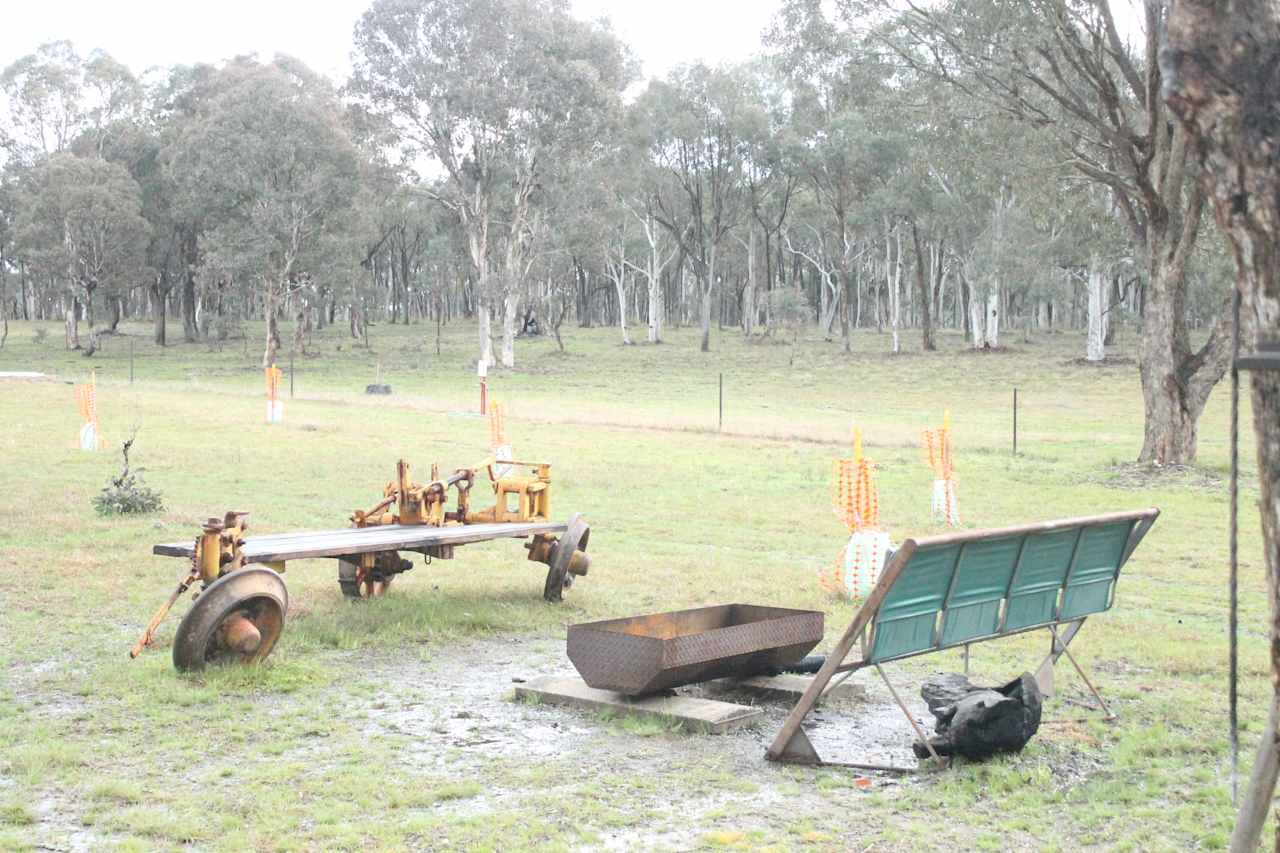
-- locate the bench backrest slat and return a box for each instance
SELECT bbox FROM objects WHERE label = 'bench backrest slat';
[865,509,1158,665]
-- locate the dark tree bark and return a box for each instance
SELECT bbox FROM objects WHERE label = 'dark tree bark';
[1164,3,1280,849]
[180,228,199,342]
[152,279,168,346]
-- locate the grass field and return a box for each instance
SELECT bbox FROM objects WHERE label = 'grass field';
[0,317,1268,851]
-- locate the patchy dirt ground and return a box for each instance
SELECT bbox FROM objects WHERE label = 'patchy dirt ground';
[353,635,930,847]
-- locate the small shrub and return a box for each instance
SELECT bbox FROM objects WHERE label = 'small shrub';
[93,434,164,516]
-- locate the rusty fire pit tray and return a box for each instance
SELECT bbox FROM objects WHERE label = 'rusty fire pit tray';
[567,604,824,696]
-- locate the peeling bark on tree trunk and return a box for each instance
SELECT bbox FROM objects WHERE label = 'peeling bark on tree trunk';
[1164,4,1280,849]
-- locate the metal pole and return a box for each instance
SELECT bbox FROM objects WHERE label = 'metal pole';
[718,373,723,433]
[1230,289,1241,804]
[1013,388,1018,456]
[289,352,295,398]
[129,337,134,384]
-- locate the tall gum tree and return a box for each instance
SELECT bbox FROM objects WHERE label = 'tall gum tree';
[349,0,632,368]
[636,63,748,353]
[882,0,1233,463]
[1163,2,1280,847]
[167,61,361,367]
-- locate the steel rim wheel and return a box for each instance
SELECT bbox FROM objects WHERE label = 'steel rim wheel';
[543,513,590,602]
[172,566,288,671]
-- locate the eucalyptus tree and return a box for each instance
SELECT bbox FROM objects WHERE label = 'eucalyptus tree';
[770,1,908,351]
[14,152,150,351]
[635,63,749,353]
[349,0,633,368]
[733,59,798,338]
[1164,4,1280,844]
[880,0,1231,462]
[167,60,361,367]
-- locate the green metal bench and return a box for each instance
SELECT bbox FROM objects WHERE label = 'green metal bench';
[767,508,1160,766]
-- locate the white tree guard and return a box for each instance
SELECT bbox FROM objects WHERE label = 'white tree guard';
[78,422,99,451]
[931,479,960,526]
[842,529,892,600]
[492,443,514,480]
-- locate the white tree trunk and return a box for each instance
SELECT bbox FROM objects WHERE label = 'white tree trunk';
[743,227,755,337]
[886,219,902,354]
[1086,260,1106,362]
[500,287,518,367]
[969,284,985,349]
[700,246,715,351]
[610,266,630,345]
[478,301,493,368]
[647,260,662,343]
[984,282,1000,348]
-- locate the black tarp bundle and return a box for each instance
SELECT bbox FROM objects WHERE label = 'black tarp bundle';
[912,672,1043,760]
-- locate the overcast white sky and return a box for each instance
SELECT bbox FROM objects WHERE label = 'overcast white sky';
[0,0,782,84]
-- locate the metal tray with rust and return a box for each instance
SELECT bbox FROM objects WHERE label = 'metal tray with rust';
[567,604,824,696]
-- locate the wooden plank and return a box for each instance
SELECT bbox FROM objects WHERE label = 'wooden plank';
[514,676,762,734]
[706,673,866,702]
[765,540,919,762]
[153,521,567,562]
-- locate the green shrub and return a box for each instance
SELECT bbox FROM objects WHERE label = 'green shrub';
[92,435,164,516]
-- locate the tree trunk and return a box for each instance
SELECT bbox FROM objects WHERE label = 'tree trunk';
[743,227,756,338]
[1087,257,1107,362]
[65,302,80,349]
[500,287,519,367]
[152,279,168,346]
[181,230,198,342]
[1165,10,1280,849]
[913,223,935,351]
[263,286,281,368]
[984,282,1000,348]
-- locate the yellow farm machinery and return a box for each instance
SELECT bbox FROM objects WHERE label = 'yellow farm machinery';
[130,455,591,671]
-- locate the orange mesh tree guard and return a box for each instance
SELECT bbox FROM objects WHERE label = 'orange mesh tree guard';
[922,410,960,526]
[74,371,106,450]
[265,365,283,424]
[820,428,889,600]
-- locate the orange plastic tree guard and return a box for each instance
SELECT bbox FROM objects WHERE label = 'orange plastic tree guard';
[265,365,284,423]
[489,401,506,448]
[922,410,960,526]
[820,428,887,600]
[265,365,281,402]
[74,371,106,450]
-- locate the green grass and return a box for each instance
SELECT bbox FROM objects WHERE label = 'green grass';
[0,317,1267,850]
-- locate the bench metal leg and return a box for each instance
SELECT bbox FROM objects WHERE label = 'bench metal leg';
[1036,620,1116,720]
[1034,618,1085,696]
[875,664,944,765]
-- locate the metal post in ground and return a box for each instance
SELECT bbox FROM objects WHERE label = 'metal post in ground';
[1013,387,1018,455]
[130,337,135,384]
[290,352,295,398]
[718,373,723,433]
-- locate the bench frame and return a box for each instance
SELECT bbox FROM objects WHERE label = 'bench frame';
[766,508,1160,767]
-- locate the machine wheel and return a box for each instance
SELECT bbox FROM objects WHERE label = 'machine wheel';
[173,566,288,671]
[543,513,591,603]
[339,553,410,598]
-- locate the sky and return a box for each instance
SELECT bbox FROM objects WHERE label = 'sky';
[0,0,783,84]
